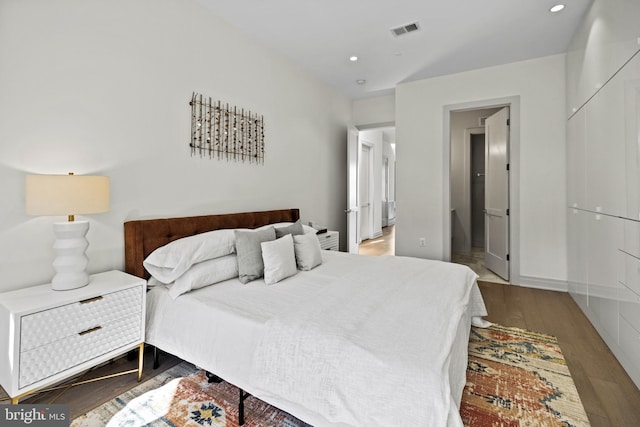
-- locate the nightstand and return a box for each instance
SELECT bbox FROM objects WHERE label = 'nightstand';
[0,270,146,404]
[317,230,339,251]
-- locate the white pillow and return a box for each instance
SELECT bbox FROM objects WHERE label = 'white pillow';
[260,222,317,234]
[143,229,236,284]
[293,232,323,271]
[261,234,297,285]
[168,254,238,299]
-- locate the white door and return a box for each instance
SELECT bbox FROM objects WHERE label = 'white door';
[359,144,372,241]
[484,107,510,280]
[347,126,359,253]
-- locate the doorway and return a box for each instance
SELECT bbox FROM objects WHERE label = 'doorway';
[448,102,514,284]
[346,125,396,255]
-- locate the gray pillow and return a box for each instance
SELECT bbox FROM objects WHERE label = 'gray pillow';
[274,219,304,238]
[235,227,276,283]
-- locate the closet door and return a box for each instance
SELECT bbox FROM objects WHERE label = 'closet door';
[587,212,624,340]
[567,108,586,209]
[585,64,627,217]
[567,208,588,309]
[624,53,640,221]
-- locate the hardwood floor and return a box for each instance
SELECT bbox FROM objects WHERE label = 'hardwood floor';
[0,348,181,419]
[479,281,640,426]
[358,225,394,256]
[2,277,639,425]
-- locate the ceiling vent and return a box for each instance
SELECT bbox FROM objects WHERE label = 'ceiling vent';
[390,22,420,37]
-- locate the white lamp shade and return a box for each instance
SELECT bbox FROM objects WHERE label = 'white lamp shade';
[25,173,110,290]
[25,174,109,217]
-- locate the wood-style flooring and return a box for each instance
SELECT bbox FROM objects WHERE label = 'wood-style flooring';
[358,225,394,256]
[479,281,640,426]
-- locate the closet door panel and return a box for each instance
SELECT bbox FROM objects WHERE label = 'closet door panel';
[624,54,640,221]
[587,213,623,340]
[585,71,627,217]
[567,108,587,209]
[568,208,588,308]
[566,1,640,117]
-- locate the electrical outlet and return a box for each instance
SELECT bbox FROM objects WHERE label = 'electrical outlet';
[419,237,426,247]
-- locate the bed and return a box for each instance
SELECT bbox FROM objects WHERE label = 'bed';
[124,208,488,427]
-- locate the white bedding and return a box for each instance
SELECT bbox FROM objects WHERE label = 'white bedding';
[145,251,487,427]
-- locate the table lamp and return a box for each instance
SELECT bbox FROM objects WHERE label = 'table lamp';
[25,173,110,291]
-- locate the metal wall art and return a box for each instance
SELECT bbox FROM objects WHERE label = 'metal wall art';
[189,92,264,164]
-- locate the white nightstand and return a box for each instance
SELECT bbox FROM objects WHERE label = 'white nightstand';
[0,270,146,403]
[317,230,339,251]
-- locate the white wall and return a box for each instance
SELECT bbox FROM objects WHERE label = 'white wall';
[352,95,395,127]
[0,0,351,292]
[396,54,567,284]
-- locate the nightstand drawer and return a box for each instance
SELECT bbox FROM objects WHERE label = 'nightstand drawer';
[20,285,143,351]
[19,313,142,388]
[317,231,339,251]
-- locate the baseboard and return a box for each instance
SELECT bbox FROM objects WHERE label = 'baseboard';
[514,275,568,292]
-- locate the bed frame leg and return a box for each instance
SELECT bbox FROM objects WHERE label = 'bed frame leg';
[153,346,159,369]
[239,387,245,426]
[205,371,223,383]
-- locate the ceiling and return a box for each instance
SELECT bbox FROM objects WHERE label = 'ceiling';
[198,0,593,100]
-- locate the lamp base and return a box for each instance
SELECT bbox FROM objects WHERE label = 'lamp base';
[51,220,90,291]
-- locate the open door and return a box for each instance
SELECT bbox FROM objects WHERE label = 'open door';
[484,107,510,280]
[347,126,359,253]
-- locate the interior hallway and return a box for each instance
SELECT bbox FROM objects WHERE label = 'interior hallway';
[358,225,395,256]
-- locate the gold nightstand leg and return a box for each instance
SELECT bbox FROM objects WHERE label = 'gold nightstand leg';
[137,342,144,381]
[11,396,19,404]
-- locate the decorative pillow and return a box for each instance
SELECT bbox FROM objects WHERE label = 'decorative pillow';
[261,222,317,234]
[168,254,238,299]
[274,219,304,238]
[261,234,297,285]
[293,232,323,271]
[143,229,236,284]
[235,227,276,284]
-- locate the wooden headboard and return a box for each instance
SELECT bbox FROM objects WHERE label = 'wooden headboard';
[124,208,300,279]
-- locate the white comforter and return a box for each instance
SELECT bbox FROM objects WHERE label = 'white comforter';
[248,255,482,427]
[145,251,486,427]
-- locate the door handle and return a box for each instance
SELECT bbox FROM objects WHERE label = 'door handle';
[476,173,485,177]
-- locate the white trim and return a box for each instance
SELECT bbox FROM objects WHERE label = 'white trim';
[516,275,568,292]
[443,96,521,284]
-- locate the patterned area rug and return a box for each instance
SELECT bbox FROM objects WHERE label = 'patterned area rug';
[463,324,590,426]
[72,324,590,427]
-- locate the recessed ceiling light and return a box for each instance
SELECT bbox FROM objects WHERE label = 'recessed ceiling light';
[356,79,366,85]
[349,56,358,62]
[550,4,565,12]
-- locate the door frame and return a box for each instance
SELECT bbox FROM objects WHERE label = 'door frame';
[443,96,520,284]
[347,121,395,254]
